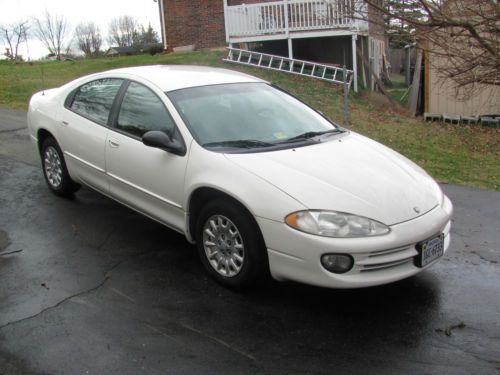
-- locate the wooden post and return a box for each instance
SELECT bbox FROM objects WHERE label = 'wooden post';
[284,0,289,37]
[343,65,350,126]
[360,36,367,89]
[408,49,423,116]
[285,0,293,71]
[405,45,411,86]
[356,45,398,105]
[351,34,358,93]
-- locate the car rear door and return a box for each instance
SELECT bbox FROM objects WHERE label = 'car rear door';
[60,78,125,193]
[105,80,188,232]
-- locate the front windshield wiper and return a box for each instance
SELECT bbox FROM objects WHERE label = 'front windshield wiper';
[202,139,274,149]
[280,128,345,143]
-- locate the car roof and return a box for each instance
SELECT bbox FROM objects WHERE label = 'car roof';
[106,65,265,92]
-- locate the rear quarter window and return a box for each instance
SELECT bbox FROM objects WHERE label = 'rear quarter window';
[68,78,124,125]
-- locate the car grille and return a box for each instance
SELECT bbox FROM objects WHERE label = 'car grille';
[355,244,417,272]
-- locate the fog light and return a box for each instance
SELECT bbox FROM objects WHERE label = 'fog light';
[321,254,354,274]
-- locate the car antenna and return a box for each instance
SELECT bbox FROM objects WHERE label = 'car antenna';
[41,63,45,96]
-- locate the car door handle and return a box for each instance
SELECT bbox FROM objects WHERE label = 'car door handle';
[61,121,69,127]
[108,139,120,148]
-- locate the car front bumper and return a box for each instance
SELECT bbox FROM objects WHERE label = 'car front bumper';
[257,195,453,288]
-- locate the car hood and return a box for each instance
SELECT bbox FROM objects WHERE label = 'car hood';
[224,132,442,225]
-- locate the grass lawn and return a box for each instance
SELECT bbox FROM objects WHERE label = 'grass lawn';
[386,74,410,105]
[0,51,498,191]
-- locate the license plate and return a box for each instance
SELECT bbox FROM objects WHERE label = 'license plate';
[415,233,444,268]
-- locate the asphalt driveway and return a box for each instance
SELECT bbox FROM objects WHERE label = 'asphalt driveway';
[0,109,499,374]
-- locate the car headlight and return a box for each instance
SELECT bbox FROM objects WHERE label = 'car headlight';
[285,210,390,238]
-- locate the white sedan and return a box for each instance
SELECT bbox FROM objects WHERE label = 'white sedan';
[27,65,453,289]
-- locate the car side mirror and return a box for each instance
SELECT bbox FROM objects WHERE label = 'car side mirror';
[142,130,185,156]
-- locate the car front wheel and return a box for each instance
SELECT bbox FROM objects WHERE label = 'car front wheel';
[196,199,268,289]
[41,137,80,197]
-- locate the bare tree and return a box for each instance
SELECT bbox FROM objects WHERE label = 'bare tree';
[363,0,500,90]
[33,11,70,59]
[108,16,139,47]
[75,22,102,57]
[0,20,30,61]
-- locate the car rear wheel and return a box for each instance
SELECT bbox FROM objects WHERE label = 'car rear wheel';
[196,199,268,289]
[41,137,80,197]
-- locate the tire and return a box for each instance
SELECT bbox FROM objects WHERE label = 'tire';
[196,199,269,289]
[41,137,80,197]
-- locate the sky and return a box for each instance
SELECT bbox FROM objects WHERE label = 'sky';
[0,0,162,59]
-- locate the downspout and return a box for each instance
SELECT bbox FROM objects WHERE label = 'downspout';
[159,0,168,50]
[223,0,230,44]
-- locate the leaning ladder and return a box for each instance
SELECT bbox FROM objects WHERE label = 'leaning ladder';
[223,47,353,90]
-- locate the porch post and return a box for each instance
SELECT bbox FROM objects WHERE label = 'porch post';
[352,34,358,93]
[284,0,293,60]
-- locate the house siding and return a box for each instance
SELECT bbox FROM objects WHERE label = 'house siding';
[422,1,500,117]
[426,51,500,116]
[163,0,226,50]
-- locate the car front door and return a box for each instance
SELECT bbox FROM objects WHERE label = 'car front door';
[105,80,188,232]
[60,78,124,193]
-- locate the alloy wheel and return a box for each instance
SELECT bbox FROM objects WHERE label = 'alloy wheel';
[44,146,63,188]
[202,214,245,277]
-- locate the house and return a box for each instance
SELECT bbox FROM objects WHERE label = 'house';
[105,46,139,57]
[158,0,387,91]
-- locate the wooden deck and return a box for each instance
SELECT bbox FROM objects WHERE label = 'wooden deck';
[224,0,368,42]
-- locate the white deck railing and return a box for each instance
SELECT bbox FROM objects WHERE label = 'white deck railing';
[225,0,368,40]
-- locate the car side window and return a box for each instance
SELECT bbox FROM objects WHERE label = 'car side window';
[70,78,124,125]
[117,82,175,138]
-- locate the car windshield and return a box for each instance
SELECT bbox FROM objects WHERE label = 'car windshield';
[167,83,340,150]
